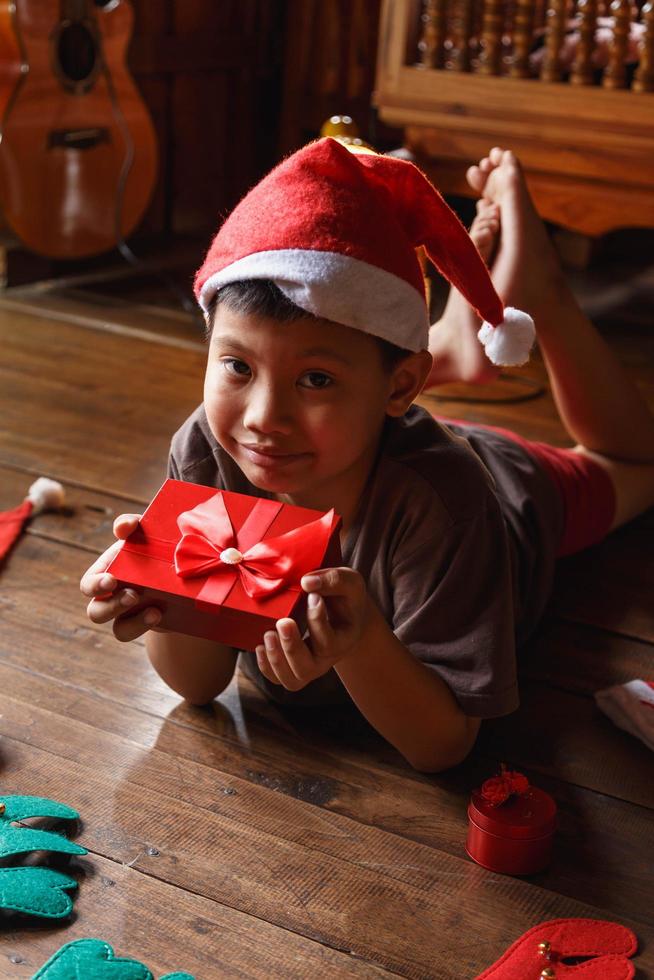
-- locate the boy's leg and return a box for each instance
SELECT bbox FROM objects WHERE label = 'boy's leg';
[471,147,654,530]
[426,199,502,386]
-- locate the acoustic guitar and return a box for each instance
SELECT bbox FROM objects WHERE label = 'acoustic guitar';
[0,0,158,258]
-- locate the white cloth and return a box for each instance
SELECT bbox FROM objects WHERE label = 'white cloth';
[595,679,654,752]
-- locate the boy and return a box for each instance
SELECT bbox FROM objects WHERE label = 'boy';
[80,141,654,772]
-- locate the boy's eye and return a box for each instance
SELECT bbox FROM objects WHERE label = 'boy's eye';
[223,358,251,377]
[299,371,332,389]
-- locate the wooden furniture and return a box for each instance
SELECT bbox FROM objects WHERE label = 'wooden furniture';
[374,0,654,235]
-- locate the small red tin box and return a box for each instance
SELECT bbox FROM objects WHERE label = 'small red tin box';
[466,775,557,876]
[106,479,342,652]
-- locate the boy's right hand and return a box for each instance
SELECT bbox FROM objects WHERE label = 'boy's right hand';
[80,513,162,641]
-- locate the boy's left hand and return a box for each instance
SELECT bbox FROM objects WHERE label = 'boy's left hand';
[255,567,372,690]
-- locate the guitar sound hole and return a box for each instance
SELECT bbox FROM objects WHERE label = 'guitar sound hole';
[56,22,98,85]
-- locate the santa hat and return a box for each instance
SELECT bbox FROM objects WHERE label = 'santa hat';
[0,478,65,566]
[194,137,535,366]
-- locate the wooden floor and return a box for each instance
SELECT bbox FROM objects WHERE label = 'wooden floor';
[0,263,653,979]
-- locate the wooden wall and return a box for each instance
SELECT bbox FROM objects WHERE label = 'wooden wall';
[277,0,389,155]
[129,0,393,239]
[129,0,286,237]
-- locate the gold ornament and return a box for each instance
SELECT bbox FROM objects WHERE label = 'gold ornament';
[538,940,552,959]
[540,969,556,979]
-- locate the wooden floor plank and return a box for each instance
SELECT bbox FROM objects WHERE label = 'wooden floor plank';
[1,702,652,979]
[0,465,147,554]
[0,853,393,980]
[0,612,652,932]
[520,617,654,694]
[478,681,654,809]
[0,311,204,499]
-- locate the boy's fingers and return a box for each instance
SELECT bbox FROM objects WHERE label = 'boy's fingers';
[113,513,142,539]
[86,589,140,624]
[79,540,123,596]
[275,618,313,680]
[301,567,364,601]
[306,595,334,657]
[264,628,301,689]
[256,643,282,685]
[113,607,161,643]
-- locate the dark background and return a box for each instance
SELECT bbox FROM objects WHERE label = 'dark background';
[129,0,391,240]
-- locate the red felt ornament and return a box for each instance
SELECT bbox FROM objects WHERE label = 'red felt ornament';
[0,478,65,566]
[474,917,638,979]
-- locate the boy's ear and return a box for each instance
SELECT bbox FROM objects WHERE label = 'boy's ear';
[386,350,433,417]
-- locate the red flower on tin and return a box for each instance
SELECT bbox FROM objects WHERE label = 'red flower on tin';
[480,767,530,805]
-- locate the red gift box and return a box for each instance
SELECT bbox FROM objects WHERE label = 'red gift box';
[106,479,342,651]
[466,784,557,876]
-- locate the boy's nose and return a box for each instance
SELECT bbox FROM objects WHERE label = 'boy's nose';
[242,380,293,435]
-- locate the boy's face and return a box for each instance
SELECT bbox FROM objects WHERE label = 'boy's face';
[204,306,406,513]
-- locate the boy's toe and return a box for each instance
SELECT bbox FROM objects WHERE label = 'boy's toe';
[489,146,504,164]
[466,165,485,192]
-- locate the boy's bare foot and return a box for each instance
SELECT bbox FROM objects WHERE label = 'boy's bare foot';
[425,199,502,387]
[467,146,567,319]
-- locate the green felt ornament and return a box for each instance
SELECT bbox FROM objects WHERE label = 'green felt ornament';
[0,795,81,822]
[0,794,86,919]
[0,867,78,918]
[32,938,196,979]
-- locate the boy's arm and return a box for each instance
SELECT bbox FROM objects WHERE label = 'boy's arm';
[256,569,481,772]
[334,605,481,772]
[145,630,238,706]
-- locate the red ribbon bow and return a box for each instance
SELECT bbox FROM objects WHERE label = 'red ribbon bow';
[174,491,336,601]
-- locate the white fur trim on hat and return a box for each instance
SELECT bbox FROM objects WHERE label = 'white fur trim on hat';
[199,249,429,352]
[477,307,536,367]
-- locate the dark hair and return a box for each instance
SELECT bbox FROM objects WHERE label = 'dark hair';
[206,279,410,371]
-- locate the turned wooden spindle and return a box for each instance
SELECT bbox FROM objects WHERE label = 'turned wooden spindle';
[451,0,475,71]
[571,0,598,83]
[419,0,446,69]
[510,0,537,77]
[633,0,654,90]
[603,0,633,87]
[477,0,504,74]
[541,0,569,82]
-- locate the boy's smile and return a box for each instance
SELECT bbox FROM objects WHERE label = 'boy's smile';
[203,306,426,527]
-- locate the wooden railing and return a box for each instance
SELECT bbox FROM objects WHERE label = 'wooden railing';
[416,0,653,91]
[374,0,654,235]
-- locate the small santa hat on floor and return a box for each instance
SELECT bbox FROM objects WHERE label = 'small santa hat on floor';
[194,137,535,366]
[0,478,65,566]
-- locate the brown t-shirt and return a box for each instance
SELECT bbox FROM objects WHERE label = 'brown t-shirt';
[168,404,563,718]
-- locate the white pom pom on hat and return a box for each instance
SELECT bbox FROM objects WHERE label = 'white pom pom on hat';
[478,308,536,367]
[27,477,66,514]
[194,137,535,366]
[0,477,65,567]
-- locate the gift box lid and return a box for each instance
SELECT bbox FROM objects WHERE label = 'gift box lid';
[107,480,342,619]
[469,787,557,840]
